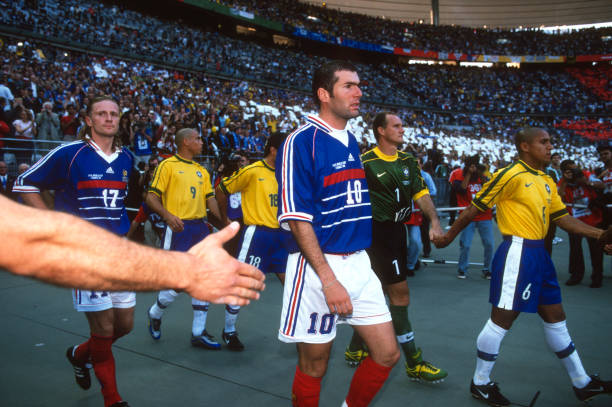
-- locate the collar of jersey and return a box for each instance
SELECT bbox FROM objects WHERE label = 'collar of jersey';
[306,115,349,147]
[518,159,543,175]
[87,137,119,163]
[261,159,274,171]
[175,154,194,164]
[373,146,398,162]
[306,115,349,134]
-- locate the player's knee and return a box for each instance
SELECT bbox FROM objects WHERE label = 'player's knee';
[113,317,134,337]
[538,305,566,323]
[299,356,330,378]
[116,322,134,337]
[90,322,114,337]
[376,346,401,368]
[491,309,518,330]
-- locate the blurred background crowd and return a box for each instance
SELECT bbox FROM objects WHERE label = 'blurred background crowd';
[0,0,609,209]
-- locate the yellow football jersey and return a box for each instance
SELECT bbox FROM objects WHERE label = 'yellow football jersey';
[149,154,214,220]
[220,160,279,228]
[473,160,568,240]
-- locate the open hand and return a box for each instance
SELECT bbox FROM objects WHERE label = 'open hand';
[187,222,265,305]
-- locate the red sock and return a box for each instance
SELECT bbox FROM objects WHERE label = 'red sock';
[292,366,322,407]
[90,335,121,407]
[73,338,91,363]
[345,357,392,407]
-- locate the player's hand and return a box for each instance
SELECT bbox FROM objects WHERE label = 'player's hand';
[165,213,184,232]
[599,226,612,245]
[433,232,452,248]
[429,223,444,244]
[187,222,265,305]
[322,279,353,316]
[599,226,612,253]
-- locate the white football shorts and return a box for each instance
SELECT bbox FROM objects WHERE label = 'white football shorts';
[279,250,390,344]
[72,290,136,312]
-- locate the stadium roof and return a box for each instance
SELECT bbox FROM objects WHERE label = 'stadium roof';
[301,0,612,29]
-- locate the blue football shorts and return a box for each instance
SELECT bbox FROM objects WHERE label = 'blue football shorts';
[489,236,562,313]
[236,225,290,274]
[161,218,210,252]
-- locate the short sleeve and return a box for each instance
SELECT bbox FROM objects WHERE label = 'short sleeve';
[220,165,252,195]
[203,168,214,199]
[13,145,70,193]
[408,158,427,199]
[548,178,569,221]
[473,168,512,212]
[148,159,171,197]
[276,132,315,228]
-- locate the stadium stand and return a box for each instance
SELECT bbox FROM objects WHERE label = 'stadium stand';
[0,0,608,180]
[222,0,612,55]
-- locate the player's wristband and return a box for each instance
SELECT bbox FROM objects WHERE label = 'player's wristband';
[322,279,338,291]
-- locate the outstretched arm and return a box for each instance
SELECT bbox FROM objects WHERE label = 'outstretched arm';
[1,196,265,305]
[554,214,602,240]
[433,204,479,248]
[555,215,612,254]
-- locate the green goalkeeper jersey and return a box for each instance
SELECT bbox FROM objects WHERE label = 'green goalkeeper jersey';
[361,147,429,223]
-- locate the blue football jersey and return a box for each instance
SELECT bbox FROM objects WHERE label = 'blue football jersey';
[14,140,133,235]
[276,115,372,253]
[133,132,152,156]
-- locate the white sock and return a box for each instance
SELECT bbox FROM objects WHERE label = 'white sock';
[224,305,240,333]
[192,299,209,336]
[542,320,590,388]
[473,319,507,385]
[149,289,179,318]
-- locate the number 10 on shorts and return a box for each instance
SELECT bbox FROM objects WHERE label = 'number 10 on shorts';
[307,312,335,335]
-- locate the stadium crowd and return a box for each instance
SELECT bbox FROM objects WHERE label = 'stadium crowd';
[1,3,612,406]
[0,38,605,183]
[1,0,610,116]
[225,0,612,55]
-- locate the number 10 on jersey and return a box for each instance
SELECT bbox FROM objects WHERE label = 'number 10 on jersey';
[346,180,362,204]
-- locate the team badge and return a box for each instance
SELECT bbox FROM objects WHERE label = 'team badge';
[545,184,551,194]
[122,169,129,183]
[403,167,410,177]
[196,171,202,178]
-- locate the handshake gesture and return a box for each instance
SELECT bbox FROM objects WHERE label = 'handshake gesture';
[600,226,612,254]
[431,230,452,248]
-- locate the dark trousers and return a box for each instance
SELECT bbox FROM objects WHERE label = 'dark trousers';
[568,232,603,285]
[419,216,431,256]
[448,192,458,225]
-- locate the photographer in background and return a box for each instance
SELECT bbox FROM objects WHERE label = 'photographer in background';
[449,155,495,279]
[132,120,153,168]
[35,101,60,152]
[558,159,605,288]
